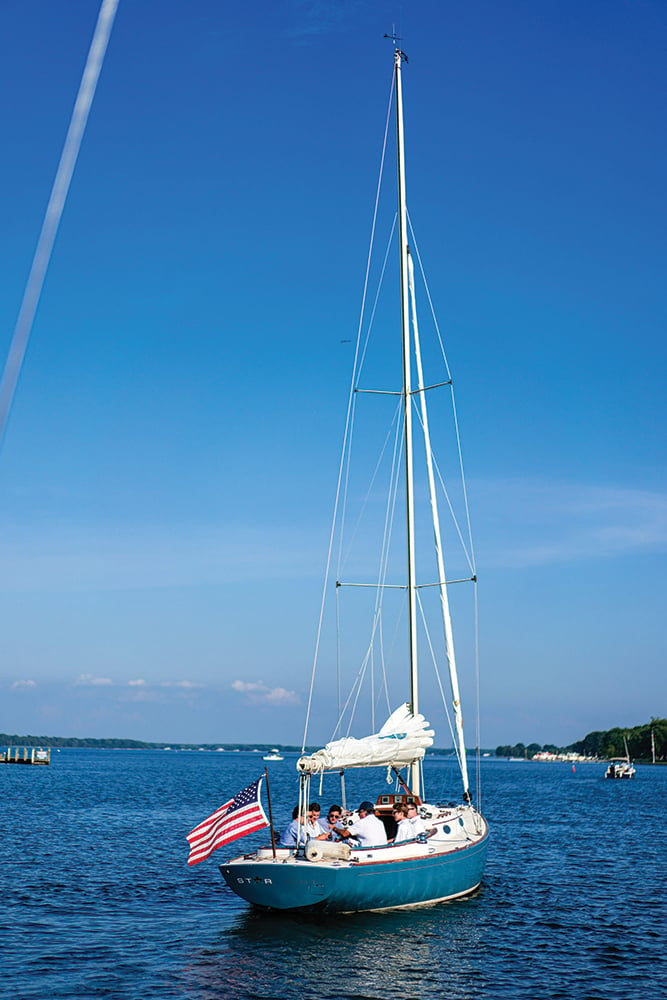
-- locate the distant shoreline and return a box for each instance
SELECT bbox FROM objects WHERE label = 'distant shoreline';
[1,743,662,765]
[0,733,492,755]
[0,734,301,753]
[2,720,663,764]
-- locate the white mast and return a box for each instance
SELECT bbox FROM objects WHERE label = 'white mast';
[407,252,471,800]
[394,48,420,796]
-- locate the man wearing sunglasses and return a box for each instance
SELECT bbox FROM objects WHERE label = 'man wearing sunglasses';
[323,805,344,841]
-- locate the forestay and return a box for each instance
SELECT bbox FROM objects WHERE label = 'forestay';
[297,703,434,774]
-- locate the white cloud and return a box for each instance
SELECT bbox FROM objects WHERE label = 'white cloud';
[0,480,662,597]
[477,480,667,568]
[120,687,161,704]
[0,522,322,593]
[232,681,265,694]
[73,673,113,686]
[11,679,36,690]
[264,686,301,705]
[232,679,299,706]
[118,679,202,704]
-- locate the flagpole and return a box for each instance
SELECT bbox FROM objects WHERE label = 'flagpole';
[264,767,277,858]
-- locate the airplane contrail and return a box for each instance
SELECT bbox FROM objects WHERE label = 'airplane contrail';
[0,0,120,449]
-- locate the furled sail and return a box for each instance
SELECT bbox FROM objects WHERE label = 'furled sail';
[297,704,435,774]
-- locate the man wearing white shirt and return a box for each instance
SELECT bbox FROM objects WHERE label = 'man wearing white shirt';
[395,802,427,841]
[334,801,387,848]
[307,802,330,840]
[405,802,428,837]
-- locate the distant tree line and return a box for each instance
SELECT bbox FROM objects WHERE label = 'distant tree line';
[0,733,154,749]
[3,721,665,760]
[495,742,559,759]
[496,718,666,761]
[569,718,666,760]
[0,733,303,752]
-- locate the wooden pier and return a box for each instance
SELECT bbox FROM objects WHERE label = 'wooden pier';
[0,747,51,765]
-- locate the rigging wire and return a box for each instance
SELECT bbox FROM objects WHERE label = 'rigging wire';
[355,215,397,380]
[412,405,476,578]
[416,591,458,752]
[408,212,482,800]
[408,213,478,576]
[337,401,400,583]
[335,399,402,739]
[301,64,396,753]
[303,63,483,809]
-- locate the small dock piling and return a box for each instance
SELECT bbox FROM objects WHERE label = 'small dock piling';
[0,747,51,765]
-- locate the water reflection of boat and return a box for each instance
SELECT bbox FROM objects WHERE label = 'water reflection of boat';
[181,901,483,999]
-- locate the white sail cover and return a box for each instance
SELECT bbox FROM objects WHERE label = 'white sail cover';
[297,704,435,774]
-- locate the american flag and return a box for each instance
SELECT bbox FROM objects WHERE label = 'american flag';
[186,777,269,866]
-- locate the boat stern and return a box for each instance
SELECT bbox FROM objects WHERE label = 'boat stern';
[220,849,337,910]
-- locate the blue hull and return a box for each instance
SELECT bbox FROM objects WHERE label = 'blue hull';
[220,834,488,913]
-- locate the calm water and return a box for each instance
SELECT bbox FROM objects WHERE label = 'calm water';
[1,750,665,999]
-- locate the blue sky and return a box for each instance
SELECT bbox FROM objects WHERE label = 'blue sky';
[0,0,665,748]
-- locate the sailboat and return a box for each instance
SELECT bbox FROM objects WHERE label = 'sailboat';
[219,46,489,913]
[604,737,636,779]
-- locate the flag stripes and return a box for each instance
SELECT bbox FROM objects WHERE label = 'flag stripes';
[187,777,268,866]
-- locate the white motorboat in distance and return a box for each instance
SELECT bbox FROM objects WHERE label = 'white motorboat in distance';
[605,737,635,779]
[605,758,636,779]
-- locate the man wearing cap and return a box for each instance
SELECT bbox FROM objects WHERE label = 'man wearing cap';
[334,801,387,848]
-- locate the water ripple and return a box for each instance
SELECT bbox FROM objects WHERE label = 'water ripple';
[1,752,666,999]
